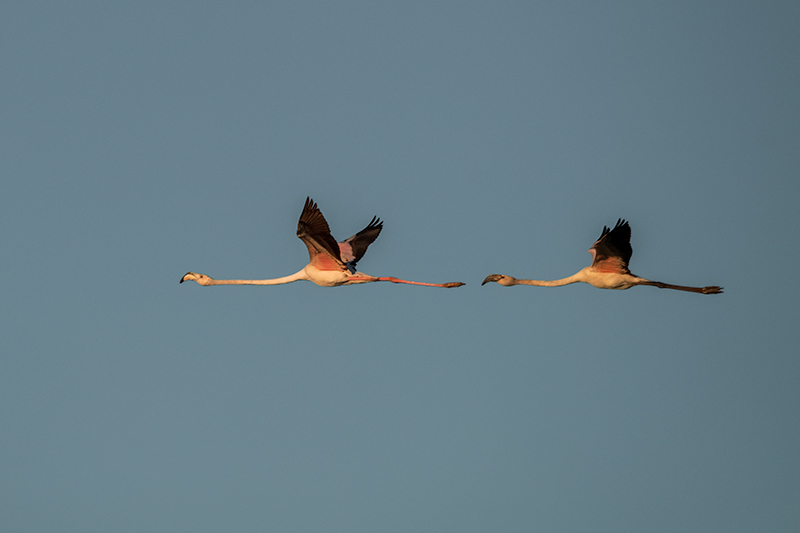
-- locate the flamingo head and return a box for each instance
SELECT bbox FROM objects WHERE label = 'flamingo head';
[481,274,517,286]
[180,272,214,285]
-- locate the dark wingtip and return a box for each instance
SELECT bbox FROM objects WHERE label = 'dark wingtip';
[302,196,315,215]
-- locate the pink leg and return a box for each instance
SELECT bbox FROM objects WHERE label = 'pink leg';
[376,276,464,288]
[641,281,723,294]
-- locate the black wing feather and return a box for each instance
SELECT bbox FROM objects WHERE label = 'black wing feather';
[591,219,633,267]
[296,197,342,261]
[341,216,383,265]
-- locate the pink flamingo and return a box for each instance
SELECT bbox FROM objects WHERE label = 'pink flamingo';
[181,197,465,288]
[482,219,722,294]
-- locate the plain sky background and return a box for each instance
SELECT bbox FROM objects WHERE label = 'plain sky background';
[2,1,799,532]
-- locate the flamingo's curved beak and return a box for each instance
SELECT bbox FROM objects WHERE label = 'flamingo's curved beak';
[482,274,502,285]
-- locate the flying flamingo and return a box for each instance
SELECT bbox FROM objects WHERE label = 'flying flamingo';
[482,219,722,294]
[181,197,465,288]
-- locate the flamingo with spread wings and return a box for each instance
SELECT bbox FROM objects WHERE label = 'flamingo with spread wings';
[482,219,722,294]
[181,197,465,288]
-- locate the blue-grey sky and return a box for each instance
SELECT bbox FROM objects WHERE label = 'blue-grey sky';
[2,2,799,531]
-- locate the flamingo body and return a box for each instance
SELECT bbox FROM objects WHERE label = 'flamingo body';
[482,219,722,294]
[181,197,464,289]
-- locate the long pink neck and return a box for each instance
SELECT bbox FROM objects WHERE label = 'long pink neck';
[208,270,308,286]
[512,274,582,287]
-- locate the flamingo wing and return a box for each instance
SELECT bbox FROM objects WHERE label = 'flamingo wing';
[339,216,382,265]
[296,197,347,271]
[589,219,633,273]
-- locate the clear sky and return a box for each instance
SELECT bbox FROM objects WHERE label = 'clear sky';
[2,1,799,531]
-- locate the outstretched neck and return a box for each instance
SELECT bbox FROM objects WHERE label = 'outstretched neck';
[208,270,308,286]
[513,273,583,287]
